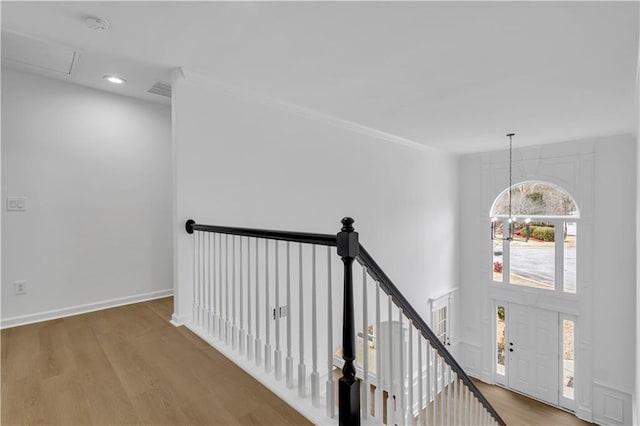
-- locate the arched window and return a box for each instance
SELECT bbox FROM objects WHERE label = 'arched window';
[490,181,579,293]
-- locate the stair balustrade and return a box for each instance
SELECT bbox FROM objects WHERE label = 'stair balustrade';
[185,218,505,426]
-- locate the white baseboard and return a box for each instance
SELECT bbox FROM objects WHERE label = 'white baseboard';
[184,323,338,426]
[1,289,174,329]
[576,406,593,423]
[170,313,192,327]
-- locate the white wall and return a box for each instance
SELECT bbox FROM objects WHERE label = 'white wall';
[634,14,640,424]
[458,134,636,424]
[172,70,459,333]
[1,68,173,326]
[636,129,640,425]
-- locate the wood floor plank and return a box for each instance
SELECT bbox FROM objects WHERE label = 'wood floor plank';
[473,378,593,426]
[130,388,192,425]
[179,392,246,425]
[145,296,174,320]
[2,324,41,383]
[40,372,92,425]
[38,320,76,380]
[1,376,46,426]
[1,297,310,426]
[63,319,140,425]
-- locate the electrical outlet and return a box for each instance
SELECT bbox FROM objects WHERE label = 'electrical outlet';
[14,281,27,295]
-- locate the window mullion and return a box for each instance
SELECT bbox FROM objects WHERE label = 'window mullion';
[555,219,564,292]
[503,219,510,285]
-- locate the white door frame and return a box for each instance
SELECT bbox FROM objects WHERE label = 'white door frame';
[493,300,576,410]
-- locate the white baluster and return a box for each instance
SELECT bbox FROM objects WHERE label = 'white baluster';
[274,241,282,380]
[446,364,451,426]
[452,372,457,425]
[440,356,445,426]
[326,246,335,418]
[239,236,245,355]
[225,234,230,344]
[202,232,211,331]
[459,374,463,425]
[426,341,432,426]
[247,237,253,361]
[386,295,394,425]
[193,230,198,325]
[433,349,438,426]
[286,242,294,388]
[298,243,306,398]
[398,308,406,424]
[374,284,383,422]
[198,231,203,327]
[209,233,214,335]
[255,238,262,366]
[203,232,208,331]
[218,233,223,338]
[461,383,466,426]
[311,245,319,406]
[362,266,369,419]
[418,333,423,426]
[408,322,413,425]
[467,385,472,426]
[232,236,237,350]
[265,239,272,373]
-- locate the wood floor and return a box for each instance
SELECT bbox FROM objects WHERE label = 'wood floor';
[1,297,597,426]
[472,379,593,426]
[1,297,311,426]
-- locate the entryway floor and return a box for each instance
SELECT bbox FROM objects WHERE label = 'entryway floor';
[472,378,593,426]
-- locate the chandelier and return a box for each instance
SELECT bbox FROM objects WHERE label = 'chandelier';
[491,133,531,242]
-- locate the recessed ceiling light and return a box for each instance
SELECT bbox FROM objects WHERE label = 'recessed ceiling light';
[85,17,110,31]
[104,75,126,85]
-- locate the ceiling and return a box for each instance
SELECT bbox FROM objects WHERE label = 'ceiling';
[2,1,638,153]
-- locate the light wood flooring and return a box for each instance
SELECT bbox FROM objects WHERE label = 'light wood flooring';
[1,297,311,426]
[472,379,593,426]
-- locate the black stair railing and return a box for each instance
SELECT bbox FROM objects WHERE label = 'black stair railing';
[357,241,506,426]
[185,218,505,426]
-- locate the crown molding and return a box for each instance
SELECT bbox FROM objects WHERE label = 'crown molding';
[176,69,442,155]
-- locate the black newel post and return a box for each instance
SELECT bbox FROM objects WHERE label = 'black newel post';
[337,217,360,426]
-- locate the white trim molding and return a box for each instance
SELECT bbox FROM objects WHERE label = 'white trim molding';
[178,68,438,154]
[170,313,192,327]
[592,381,633,426]
[1,289,173,329]
[458,341,483,379]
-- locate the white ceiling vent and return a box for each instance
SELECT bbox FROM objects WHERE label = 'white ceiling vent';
[147,81,171,98]
[2,30,79,75]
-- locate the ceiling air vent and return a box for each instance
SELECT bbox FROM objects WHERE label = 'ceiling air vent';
[147,81,171,98]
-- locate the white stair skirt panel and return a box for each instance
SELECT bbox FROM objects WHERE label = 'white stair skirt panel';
[185,322,380,426]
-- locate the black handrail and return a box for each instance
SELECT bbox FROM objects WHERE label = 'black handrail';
[357,245,506,426]
[185,219,337,247]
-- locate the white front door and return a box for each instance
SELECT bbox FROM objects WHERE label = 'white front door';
[507,303,559,406]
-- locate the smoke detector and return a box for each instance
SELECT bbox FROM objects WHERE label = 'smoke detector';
[85,17,110,31]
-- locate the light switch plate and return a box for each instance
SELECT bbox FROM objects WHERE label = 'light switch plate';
[7,196,26,212]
